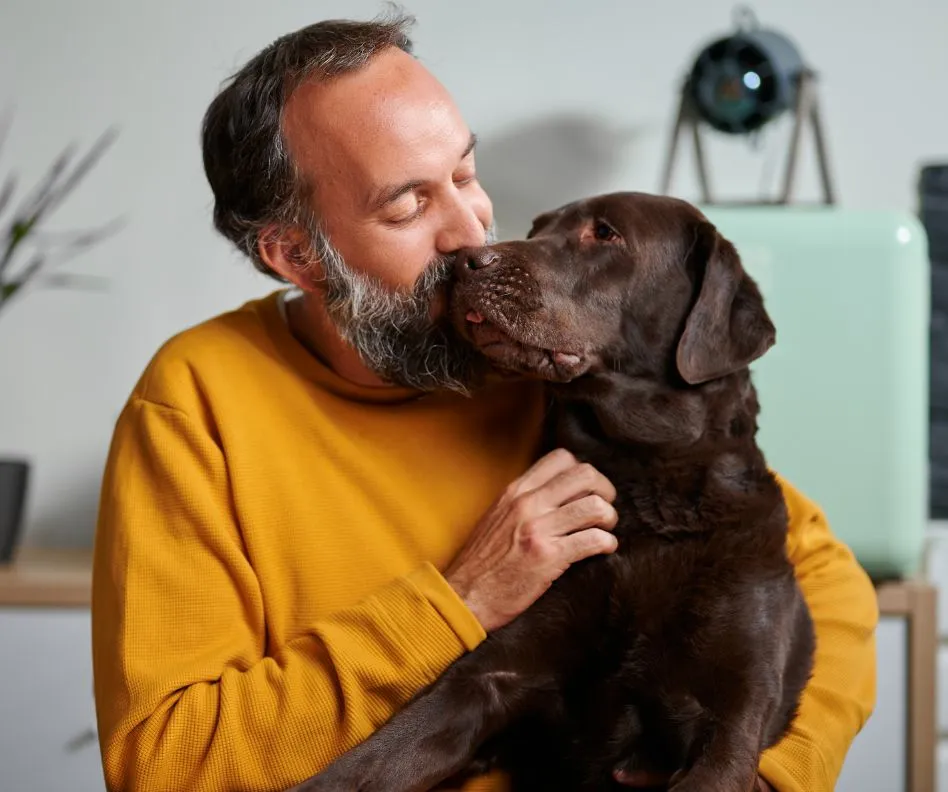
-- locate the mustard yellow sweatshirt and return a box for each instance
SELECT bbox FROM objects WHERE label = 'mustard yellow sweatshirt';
[92,290,878,792]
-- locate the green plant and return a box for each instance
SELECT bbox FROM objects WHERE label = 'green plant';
[0,110,121,316]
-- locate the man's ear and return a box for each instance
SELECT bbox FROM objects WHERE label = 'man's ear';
[675,222,775,385]
[258,224,322,290]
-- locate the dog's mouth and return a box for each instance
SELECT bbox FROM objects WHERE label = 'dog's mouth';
[458,307,591,383]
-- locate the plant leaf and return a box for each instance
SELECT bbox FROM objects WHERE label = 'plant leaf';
[0,254,44,312]
[42,272,109,291]
[0,106,12,168]
[64,216,125,252]
[0,124,119,291]
[1,214,120,288]
[12,255,45,285]
[63,727,97,754]
[14,215,124,256]
[0,174,17,221]
[0,143,74,277]
[33,127,118,220]
[11,141,77,223]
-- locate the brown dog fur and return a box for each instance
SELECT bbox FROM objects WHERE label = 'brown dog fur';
[296,192,815,792]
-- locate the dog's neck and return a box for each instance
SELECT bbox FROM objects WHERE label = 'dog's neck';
[545,370,769,536]
[550,369,760,453]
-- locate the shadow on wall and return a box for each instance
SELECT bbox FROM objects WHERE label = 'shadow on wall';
[476,112,647,240]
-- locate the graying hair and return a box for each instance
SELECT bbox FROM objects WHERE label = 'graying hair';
[202,7,497,394]
[297,210,497,394]
[201,7,416,278]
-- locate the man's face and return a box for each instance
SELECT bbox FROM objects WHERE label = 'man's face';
[279,47,495,392]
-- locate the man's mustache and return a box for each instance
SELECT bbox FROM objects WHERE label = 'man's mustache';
[414,221,497,301]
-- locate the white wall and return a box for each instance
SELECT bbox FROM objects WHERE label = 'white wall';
[1,0,947,546]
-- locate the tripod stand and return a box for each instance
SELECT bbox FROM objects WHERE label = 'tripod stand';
[660,69,837,206]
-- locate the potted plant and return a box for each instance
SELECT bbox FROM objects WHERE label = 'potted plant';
[0,112,119,563]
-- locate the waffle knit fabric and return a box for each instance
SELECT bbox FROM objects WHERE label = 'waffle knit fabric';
[92,289,878,792]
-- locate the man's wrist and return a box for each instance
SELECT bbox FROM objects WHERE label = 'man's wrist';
[443,569,492,630]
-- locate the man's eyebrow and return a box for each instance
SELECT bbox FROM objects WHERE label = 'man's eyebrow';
[462,131,478,159]
[368,180,424,213]
[367,132,478,213]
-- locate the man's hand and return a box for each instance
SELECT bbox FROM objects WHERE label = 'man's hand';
[614,768,775,790]
[444,448,619,632]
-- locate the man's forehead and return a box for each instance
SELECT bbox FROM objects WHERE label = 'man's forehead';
[365,131,477,212]
[281,49,471,201]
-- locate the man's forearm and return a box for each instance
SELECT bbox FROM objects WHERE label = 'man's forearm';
[759,475,879,791]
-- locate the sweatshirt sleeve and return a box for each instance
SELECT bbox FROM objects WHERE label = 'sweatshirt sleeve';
[758,475,879,792]
[91,398,486,792]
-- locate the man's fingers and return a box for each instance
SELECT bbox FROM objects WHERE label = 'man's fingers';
[560,527,619,564]
[539,494,618,538]
[511,448,580,495]
[535,461,618,510]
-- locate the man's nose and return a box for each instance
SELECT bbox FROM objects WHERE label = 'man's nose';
[436,191,492,255]
[454,247,499,279]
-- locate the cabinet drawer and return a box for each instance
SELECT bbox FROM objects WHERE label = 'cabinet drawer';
[0,607,105,791]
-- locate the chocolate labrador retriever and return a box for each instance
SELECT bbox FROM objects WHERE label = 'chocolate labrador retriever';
[295,192,815,791]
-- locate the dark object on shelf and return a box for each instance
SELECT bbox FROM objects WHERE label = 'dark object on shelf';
[0,459,29,564]
[921,163,948,518]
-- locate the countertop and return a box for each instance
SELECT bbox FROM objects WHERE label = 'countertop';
[0,546,932,611]
[0,546,93,607]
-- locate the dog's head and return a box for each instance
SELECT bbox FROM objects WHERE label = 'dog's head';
[450,191,774,390]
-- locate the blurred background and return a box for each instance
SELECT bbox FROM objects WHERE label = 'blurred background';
[0,0,946,790]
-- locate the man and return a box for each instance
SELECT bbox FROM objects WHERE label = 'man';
[91,11,878,792]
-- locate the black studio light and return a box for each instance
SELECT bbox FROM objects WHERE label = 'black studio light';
[660,6,836,205]
[687,10,804,136]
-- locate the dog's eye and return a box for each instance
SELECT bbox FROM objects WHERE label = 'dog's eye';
[593,221,619,242]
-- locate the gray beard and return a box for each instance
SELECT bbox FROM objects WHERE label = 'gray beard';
[315,228,497,395]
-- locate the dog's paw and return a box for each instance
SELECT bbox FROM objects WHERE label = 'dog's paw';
[612,759,678,789]
[440,757,492,787]
[289,759,379,792]
[666,768,760,792]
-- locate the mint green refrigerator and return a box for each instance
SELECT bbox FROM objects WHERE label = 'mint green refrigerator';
[702,206,929,581]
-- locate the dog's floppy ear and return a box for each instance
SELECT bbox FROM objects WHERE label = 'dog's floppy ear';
[526,209,557,239]
[675,222,775,385]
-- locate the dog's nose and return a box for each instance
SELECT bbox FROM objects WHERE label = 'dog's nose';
[455,247,499,277]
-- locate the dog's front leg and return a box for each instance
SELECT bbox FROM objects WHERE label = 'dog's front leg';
[292,630,559,792]
[666,707,767,792]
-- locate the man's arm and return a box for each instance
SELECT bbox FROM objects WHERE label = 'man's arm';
[92,395,619,792]
[758,474,879,791]
[91,398,487,792]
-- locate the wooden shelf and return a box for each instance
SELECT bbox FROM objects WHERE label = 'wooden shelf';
[0,546,92,607]
[877,579,926,614]
[872,578,937,792]
[0,546,934,617]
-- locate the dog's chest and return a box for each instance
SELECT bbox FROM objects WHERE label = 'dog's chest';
[599,532,706,633]
[587,502,758,647]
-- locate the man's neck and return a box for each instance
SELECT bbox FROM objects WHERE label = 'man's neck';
[284,289,394,389]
